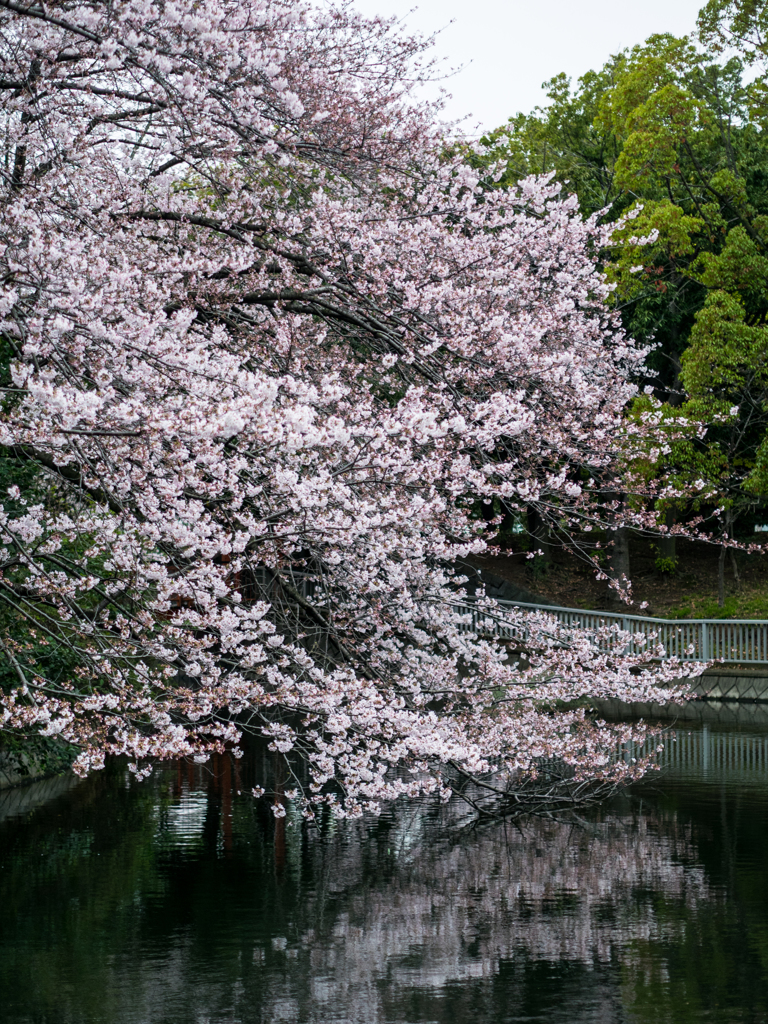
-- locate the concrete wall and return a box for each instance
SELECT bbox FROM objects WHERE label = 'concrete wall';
[595,668,768,725]
[696,670,768,701]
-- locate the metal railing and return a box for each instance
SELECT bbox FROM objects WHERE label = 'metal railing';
[624,726,768,776]
[454,597,768,665]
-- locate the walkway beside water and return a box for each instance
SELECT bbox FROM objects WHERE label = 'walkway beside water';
[458,593,768,704]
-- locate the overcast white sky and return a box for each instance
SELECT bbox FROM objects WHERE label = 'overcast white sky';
[351,0,706,135]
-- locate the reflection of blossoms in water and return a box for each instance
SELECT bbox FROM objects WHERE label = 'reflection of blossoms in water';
[3,759,750,1024]
[249,799,716,1022]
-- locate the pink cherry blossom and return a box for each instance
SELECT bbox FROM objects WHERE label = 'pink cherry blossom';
[0,0,697,816]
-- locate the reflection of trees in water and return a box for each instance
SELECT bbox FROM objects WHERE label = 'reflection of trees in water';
[249,800,713,1022]
[3,758,758,1024]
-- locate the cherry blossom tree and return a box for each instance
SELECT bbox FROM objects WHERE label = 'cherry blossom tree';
[0,0,696,816]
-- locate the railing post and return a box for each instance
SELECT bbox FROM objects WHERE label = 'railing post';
[700,621,709,662]
[622,616,630,655]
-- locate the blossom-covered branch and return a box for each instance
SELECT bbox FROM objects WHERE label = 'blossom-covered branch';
[0,0,696,815]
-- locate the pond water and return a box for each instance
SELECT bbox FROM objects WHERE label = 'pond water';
[2,720,768,1024]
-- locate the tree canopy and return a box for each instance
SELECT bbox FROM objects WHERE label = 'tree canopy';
[0,0,692,815]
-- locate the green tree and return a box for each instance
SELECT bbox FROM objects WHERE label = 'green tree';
[478,33,766,396]
[476,18,768,600]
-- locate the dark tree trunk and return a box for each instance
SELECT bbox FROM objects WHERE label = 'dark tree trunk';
[607,525,631,605]
[527,505,553,567]
[718,542,726,607]
[657,508,676,565]
[730,548,741,588]
[718,509,738,606]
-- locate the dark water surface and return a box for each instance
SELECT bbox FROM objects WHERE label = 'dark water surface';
[2,723,768,1024]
